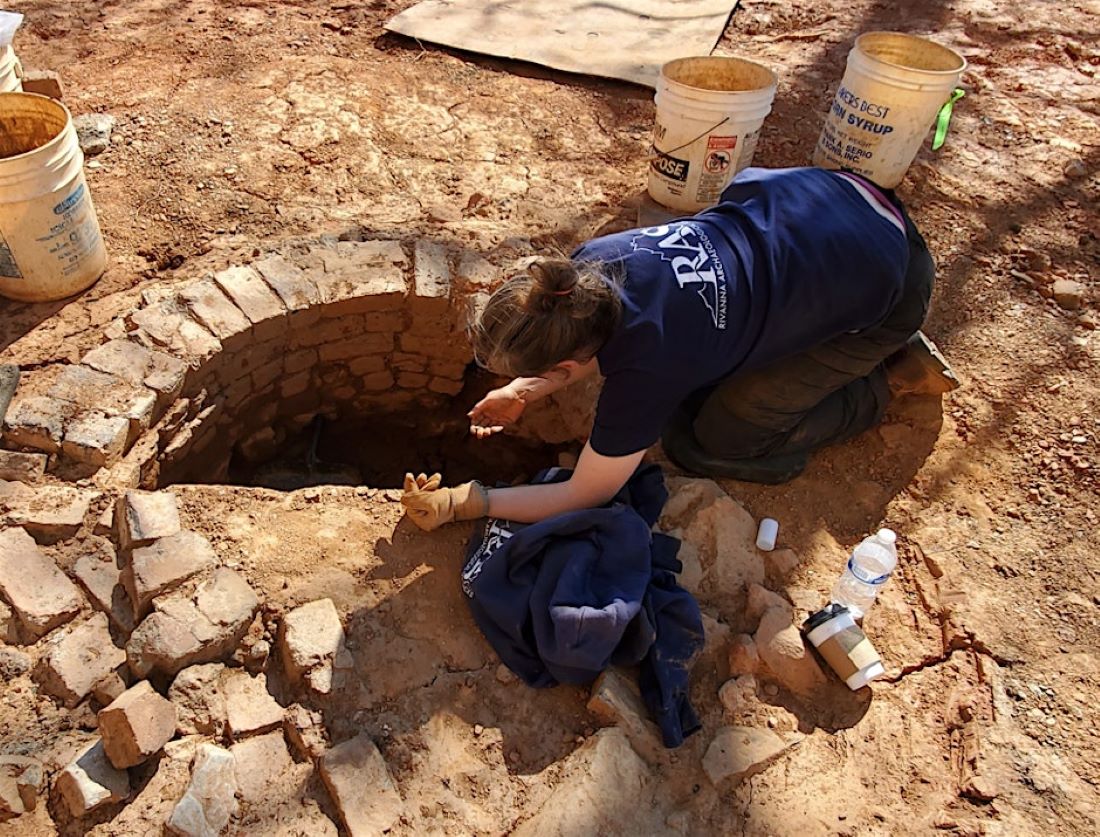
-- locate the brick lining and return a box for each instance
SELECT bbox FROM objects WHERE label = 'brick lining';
[2,237,493,489]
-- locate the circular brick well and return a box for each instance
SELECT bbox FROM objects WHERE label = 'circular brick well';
[1,236,586,491]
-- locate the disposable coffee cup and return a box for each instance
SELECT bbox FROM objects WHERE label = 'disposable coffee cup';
[804,604,885,690]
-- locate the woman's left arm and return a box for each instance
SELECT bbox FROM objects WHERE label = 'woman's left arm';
[485,442,645,523]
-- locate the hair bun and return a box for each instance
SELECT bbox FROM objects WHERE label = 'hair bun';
[525,259,578,313]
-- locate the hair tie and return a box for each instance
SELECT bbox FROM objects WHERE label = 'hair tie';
[552,287,575,297]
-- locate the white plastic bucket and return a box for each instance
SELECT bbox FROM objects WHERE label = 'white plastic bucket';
[0,93,107,302]
[648,56,778,212]
[812,32,966,188]
[0,46,21,92]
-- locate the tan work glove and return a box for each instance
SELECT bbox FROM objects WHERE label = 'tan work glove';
[400,472,489,532]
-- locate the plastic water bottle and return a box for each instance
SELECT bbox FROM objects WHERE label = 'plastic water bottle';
[831,529,898,619]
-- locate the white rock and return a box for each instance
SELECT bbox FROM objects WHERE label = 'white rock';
[166,743,238,837]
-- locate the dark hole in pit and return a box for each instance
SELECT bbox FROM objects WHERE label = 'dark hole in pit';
[225,372,570,490]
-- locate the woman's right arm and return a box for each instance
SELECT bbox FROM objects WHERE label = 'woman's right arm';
[469,359,598,438]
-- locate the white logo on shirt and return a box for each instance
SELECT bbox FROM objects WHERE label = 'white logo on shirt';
[631,223,728,329]
[462,519,515,598]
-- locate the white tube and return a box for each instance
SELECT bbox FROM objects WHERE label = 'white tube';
[755,518,779,551]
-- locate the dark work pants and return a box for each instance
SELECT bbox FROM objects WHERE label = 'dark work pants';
[689,209,935,462]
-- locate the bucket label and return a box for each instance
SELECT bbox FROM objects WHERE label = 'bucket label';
[650,147,690,183]
[53,183,86,216]
[36,184,103,278]
[694,135,741,204]
[0,229,23,279]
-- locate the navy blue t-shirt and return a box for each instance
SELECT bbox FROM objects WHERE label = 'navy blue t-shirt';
[576,167,911,458]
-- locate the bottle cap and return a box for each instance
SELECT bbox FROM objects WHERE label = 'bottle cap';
[876,528,897,545]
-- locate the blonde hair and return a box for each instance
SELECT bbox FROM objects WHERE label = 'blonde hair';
[469,258,622,377]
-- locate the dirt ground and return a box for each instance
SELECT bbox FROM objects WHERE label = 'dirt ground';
[1,0,1098,834]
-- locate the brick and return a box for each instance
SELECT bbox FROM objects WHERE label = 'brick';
[231,338,289,385]
[99,680,178,768]
[318,334,393,362]
[362,371,395,392]
[290,314,366,349]
[363,311,404,332]
[0,481,98,543]
[223,670,284,739]
[194,567,258,624]
[2,395,71,453]
[82,340,187,412]
[127,612,203,679]
[223,375,252,408]
[127,569,258,678]
[728,634,760,676]
[213,265,287,341]
[314,241,408,310]
[168,663,228,737]
[279,599,351,696]
[284,704,327,762]
[412,239,452,313]
[178,280,252,342]
[455,250,497,291]
[251,358,284,393]
[428,358,469,378]
[285,348,318,376]
[319,733,403,835]
[399,333,464,356]
[20,69,63,99]
[332,385,358,401]
[0,451,47,484]
[390,352,426,373]
[230,732,293,805]
[255,254,321,311]
[48,365,157,436]
[587,669,665,764]
[92,672,128,706]
[238,427,277,462]
[428,377,464,396]
[117,489,182,551]
[348,355,386,376]
[131,299,222,362]
[35,613,125,708]
[127,530,217,617]
[396,372,429,389]
[0,755,44,819]
[280,371,312,399]
[54,740,129,817]
[0,528,82,639]
[754,606,826,697]
[62,411,130,467]
[166,743,238,837]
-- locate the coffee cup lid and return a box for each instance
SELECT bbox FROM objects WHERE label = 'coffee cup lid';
[803,603,850,633]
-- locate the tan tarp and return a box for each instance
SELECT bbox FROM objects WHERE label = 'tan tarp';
[385,0,738,88]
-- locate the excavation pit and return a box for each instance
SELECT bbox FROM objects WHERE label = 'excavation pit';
[220,380,569,491]
[1,236,590,491]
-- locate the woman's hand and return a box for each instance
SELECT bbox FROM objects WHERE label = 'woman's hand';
[468,384,526,439]
[400,472,489,531]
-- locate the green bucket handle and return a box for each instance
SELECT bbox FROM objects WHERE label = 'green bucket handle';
[932,88,966,151]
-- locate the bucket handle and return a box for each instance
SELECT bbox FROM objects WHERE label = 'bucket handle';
[932,89,965,151]
[652,116,731,159]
